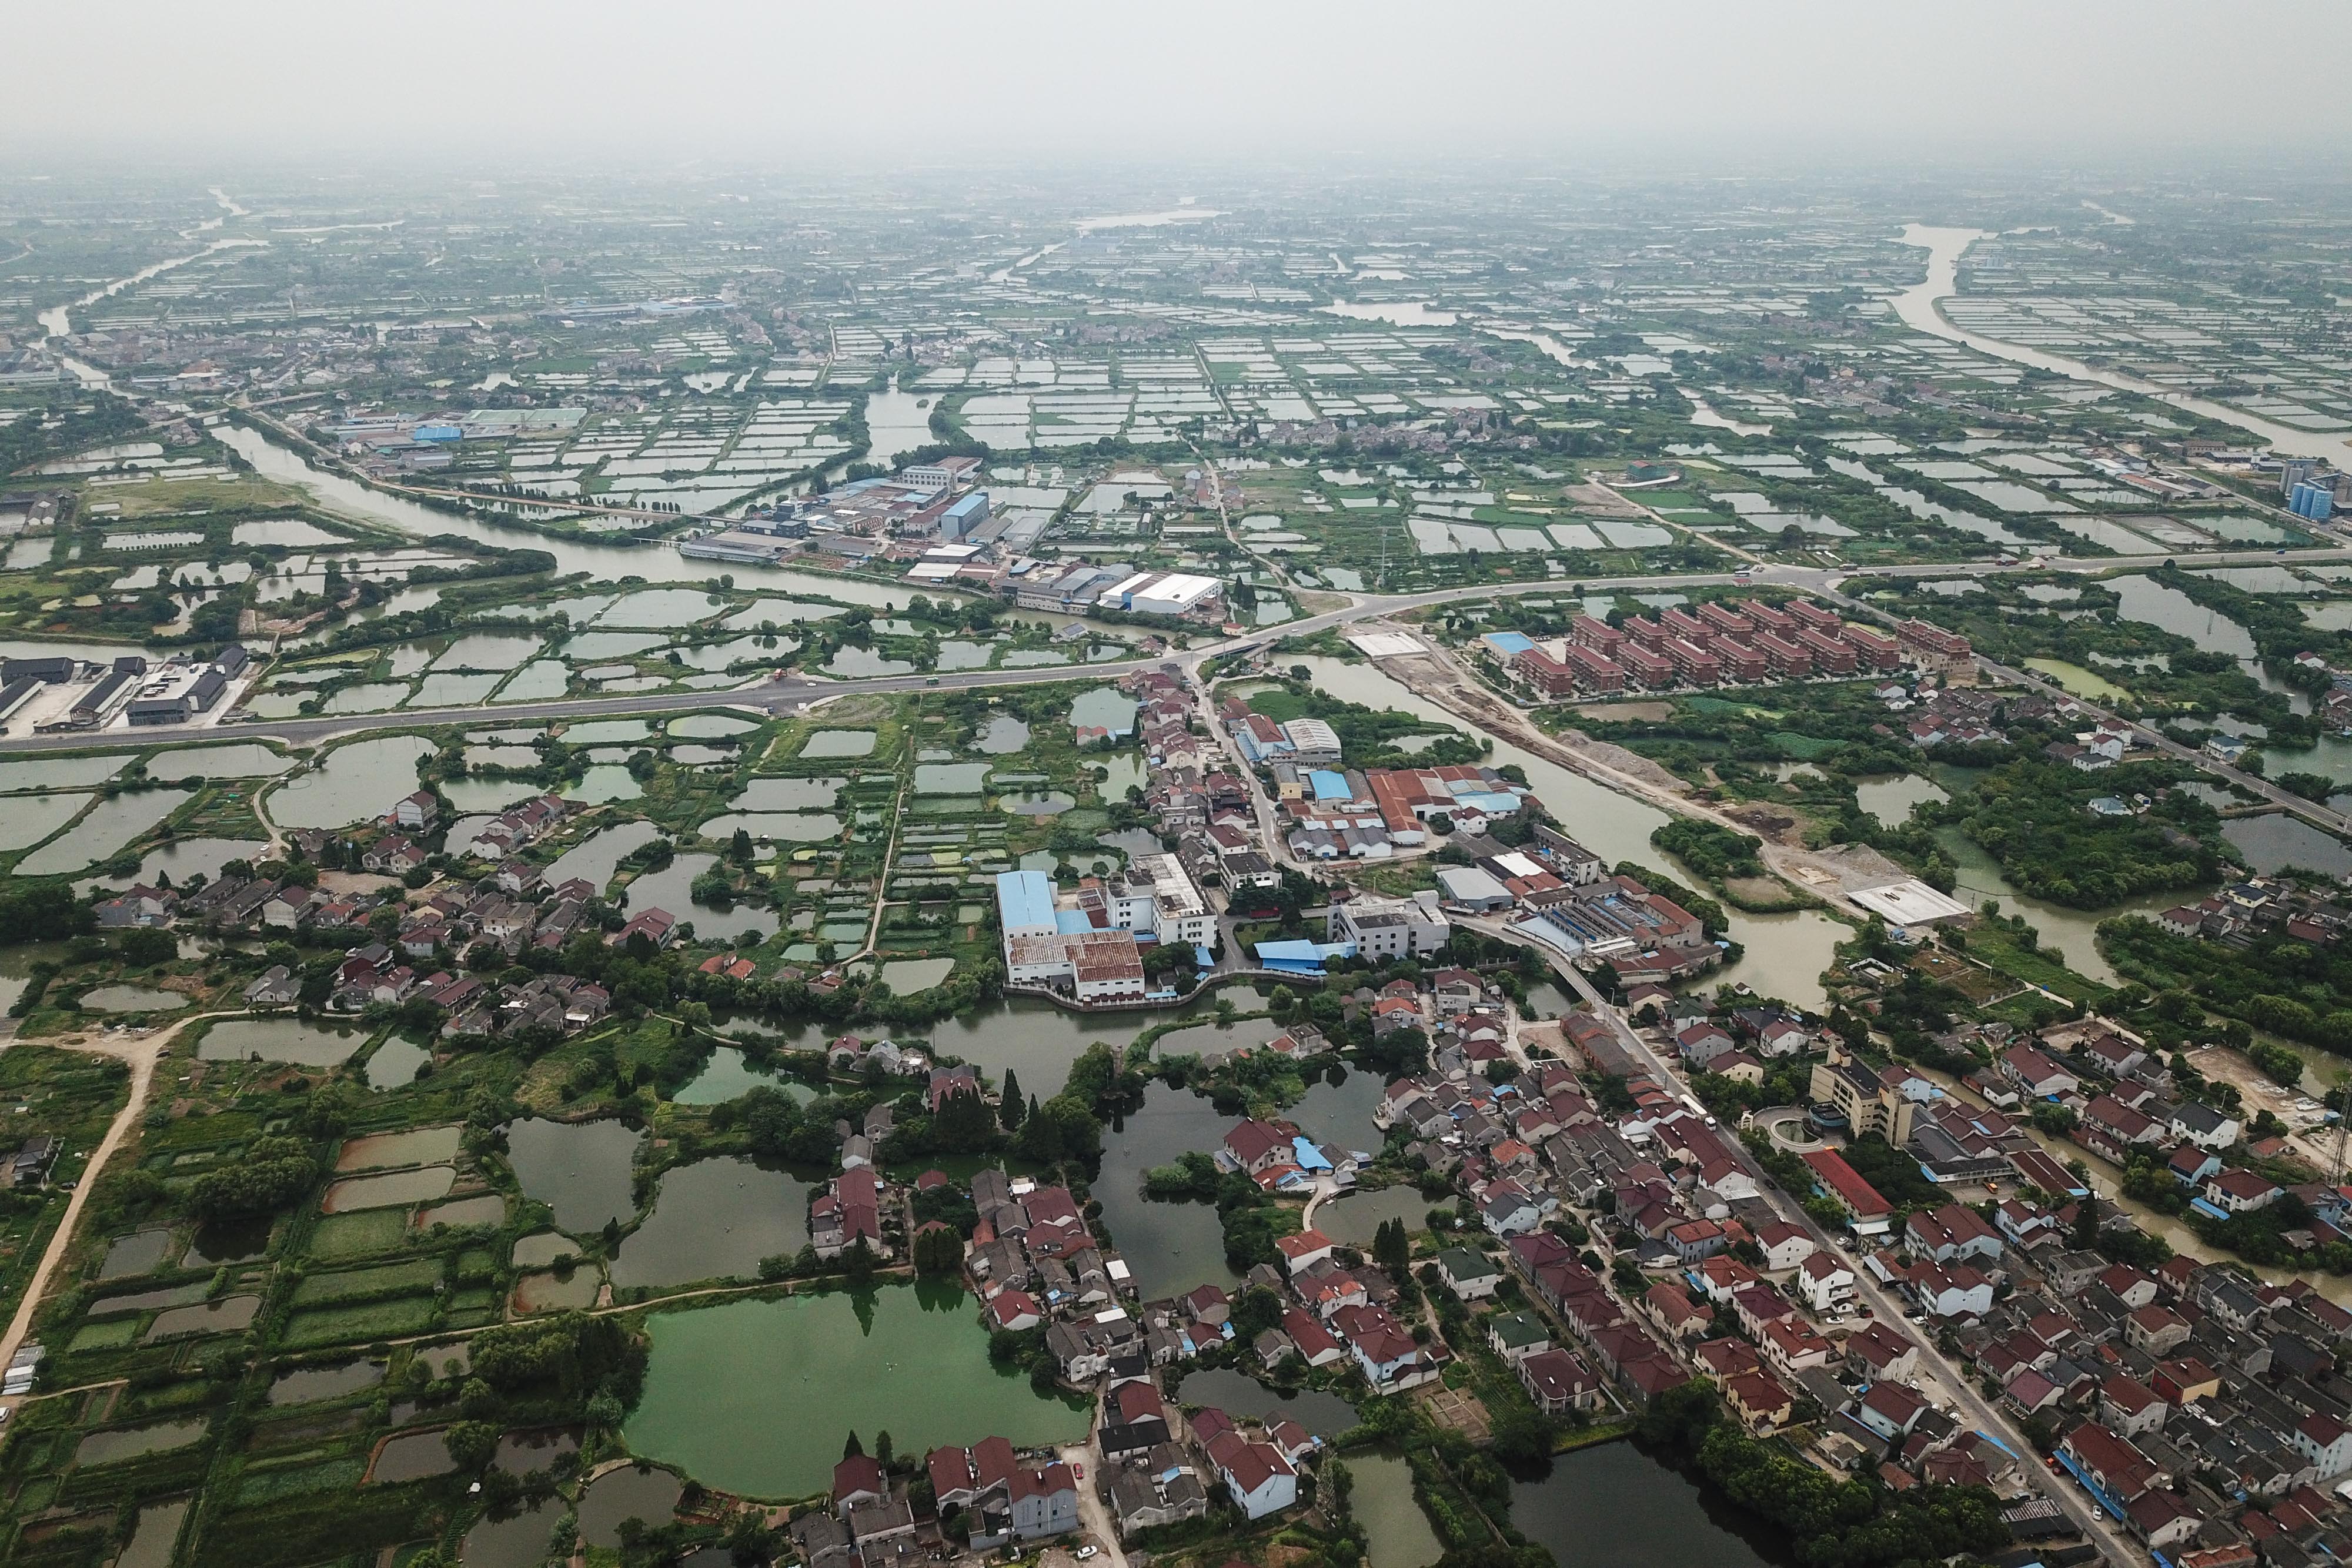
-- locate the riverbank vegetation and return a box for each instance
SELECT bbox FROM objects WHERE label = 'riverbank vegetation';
[1638,1382,2010,1568]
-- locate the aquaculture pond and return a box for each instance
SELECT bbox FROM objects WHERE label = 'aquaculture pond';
[363,1038,432,1089]
[91,837,268,890]
[543,820,664,895]
[877,957,956,993]
[15,788,192,875]
[268,735,436,830]
[669,713,759,738]
[577,1465,686,1550]
[268,1360,385,1405]
[925,996,1207,1099]
[1510,1440,1785,1568]
[609,1157,810,1289]
[2221,813,2352,878]
[671,1046,817,1106]
[1352,1451,1445,1568]
[1175,1368,1358,1438]
[197,1017,370,1068]
[620,852,780,938]
[1092,1082,1240,1303]
[503,1118,644,1234]
[142,743,292,780]
[623,1283,1090,1498]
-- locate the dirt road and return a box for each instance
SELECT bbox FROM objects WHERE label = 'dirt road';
[0,1016,204,1406]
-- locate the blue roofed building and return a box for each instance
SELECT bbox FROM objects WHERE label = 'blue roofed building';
[995,870,1058,938]
[1253,938,1357,975]
[1482,632,1537,658]
[941,490,991,541]
[1309,769,1352,801]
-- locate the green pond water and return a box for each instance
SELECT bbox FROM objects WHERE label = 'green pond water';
[800,730,877,758]
[600,587,728,628]
[497,660,573,701]
[0,792,95,850]
[320,1167,454,1212]
[543,820,663,894]
[1094,1084,1240,1302]
[610,1157,810,1289]
[670,713,759,738]
[1511,1440,1782,1568]
[1068,687,1139,736]
[365,1038,432,1089]
[579,1465,686,1550]
[623,1283,1090,1497]
[199,1017,369,1068]
[504,1118,643,1234]
[562,719,653,744]
[91,836,267,890]
[0,753,123,791]
[914,761,990,794]
[269,735,435,830]
[98,1229,174,1280]
[1177,1368,1357,1437]
[115,1497,191,1568]
[731,777,845,811]
[697,811,840,844]
[671,1047,817,1106]
[336,1125,462,1171]
[1352,1452,1444,1568]
[143,743,291,780]
[76,1420,206,1466]
[16,789,192,875]
[1313,1183,1434,1248]
[877,957,956,992]
[269,1360,385,1405]
[623,853,780,937]
[564,764,644,804]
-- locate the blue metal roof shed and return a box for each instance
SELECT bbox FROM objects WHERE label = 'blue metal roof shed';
[1309,769,1351,801]
[994,869,1057,934]
[1255,939,1326,974]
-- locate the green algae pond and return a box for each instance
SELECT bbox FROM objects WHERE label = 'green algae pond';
[622,1282,1089,1497]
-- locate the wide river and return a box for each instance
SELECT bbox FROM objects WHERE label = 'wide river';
[1891,224,2352,469]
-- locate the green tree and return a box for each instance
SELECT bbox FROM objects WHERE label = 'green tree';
[998,1069,1024,1129]
[912,1223,963,1275]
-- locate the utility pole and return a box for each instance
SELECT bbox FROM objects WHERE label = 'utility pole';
[2333,1068,2351,1188]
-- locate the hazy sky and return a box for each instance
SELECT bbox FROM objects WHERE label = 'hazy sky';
[17,0,2352,169]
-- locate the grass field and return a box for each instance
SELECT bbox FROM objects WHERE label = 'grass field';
[305,1209,412,1262]
[290,1259,443,1307]
[280,1297,439,1349]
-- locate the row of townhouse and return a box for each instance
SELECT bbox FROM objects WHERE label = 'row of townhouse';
[1495,597,1929,699]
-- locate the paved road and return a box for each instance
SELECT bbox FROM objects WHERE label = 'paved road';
[1477,926,2137,1565]
[1061,1436,1130,1568]
[15,545,2348,760]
